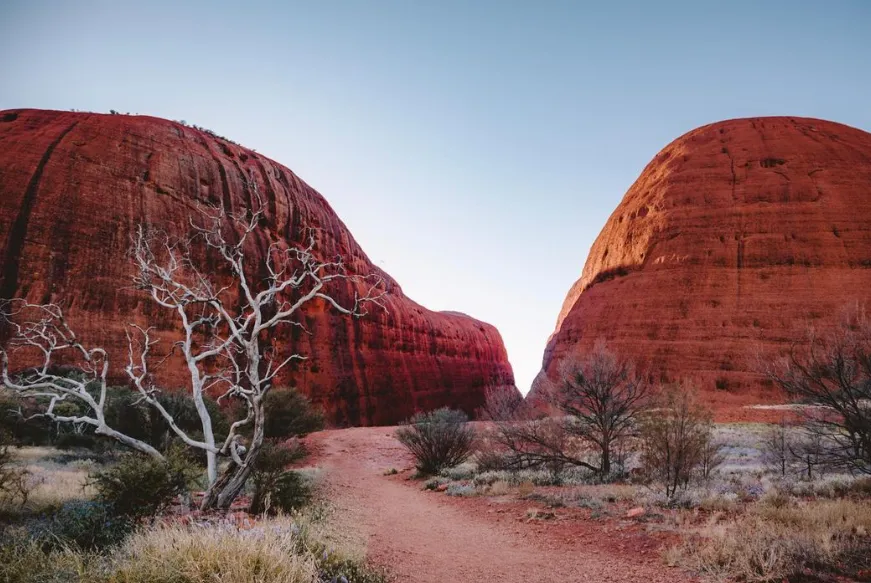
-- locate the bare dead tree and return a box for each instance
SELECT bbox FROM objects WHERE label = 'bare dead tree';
[697,429,727,481]
[481,345,649,478]
[764,315,871,476]
[639,384,715,499]
[1,183,387,510]
[548,344,650,475]
[761,416,794,477]
[789,426,829,480]
[478,385,524,422]
[0,302,163,458]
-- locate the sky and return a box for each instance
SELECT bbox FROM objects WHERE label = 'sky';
[1,1,870,394]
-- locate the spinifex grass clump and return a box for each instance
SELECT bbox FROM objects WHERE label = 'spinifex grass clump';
[395,408,475,475]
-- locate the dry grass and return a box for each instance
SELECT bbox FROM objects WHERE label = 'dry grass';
[0,508,386,583]
[673,498,871,582]
[485,480,511,496]
[25,462,94,508]
[0,447,96,516]
[103,517,316,583]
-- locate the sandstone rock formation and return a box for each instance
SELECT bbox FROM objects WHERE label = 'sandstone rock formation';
[0,109,516,426]
[539,116,871,417]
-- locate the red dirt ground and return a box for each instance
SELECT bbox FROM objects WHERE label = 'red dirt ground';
[308,427,696,583]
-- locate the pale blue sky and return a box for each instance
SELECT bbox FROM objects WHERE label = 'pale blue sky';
[2,1,870,393]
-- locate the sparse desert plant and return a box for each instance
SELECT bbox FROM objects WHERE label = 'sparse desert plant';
[439,462,476,481]
[395,408,475,475]
[761,417,794,477]
[475,448,512,472]
[639,384,718,499]
[697,430,727,481]
[446,482,476,496]
[789,426,829,480]
[146,391,230,452]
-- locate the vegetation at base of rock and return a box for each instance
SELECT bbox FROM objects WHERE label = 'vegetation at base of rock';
[261,389,325,439]
[395,408,475,475]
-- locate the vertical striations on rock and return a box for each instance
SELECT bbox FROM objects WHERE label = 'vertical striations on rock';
[0,109,516,426]
[539,116,871,418]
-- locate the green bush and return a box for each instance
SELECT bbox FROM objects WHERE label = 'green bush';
[249,440,309,514]
[262,389,324,439]
[395,408,475,475]
[29,500,133,550]
[90,449,198,519]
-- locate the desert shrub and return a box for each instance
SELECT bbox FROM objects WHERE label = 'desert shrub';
[423,476,449,490]
[438,462,476,481]
[395,408,475,475]
[697,431,726,481]
[248,440,310,515]
[445,483,476,496]
[546,345,650,475]
[472,470,506,487]
[90,449,198,519]
[262,389,325,439]
[29,499,133,550]
[639,385,718,499]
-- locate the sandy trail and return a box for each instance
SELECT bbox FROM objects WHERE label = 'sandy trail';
[309,427,693,583]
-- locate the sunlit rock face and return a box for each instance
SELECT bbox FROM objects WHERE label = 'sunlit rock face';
[0,109,517,426]
[538,117,871,418]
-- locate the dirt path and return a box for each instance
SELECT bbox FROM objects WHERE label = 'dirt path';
[309,427,694,583]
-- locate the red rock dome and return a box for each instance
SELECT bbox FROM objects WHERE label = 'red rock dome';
[539,116,871,419]
[0,109,516,426]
